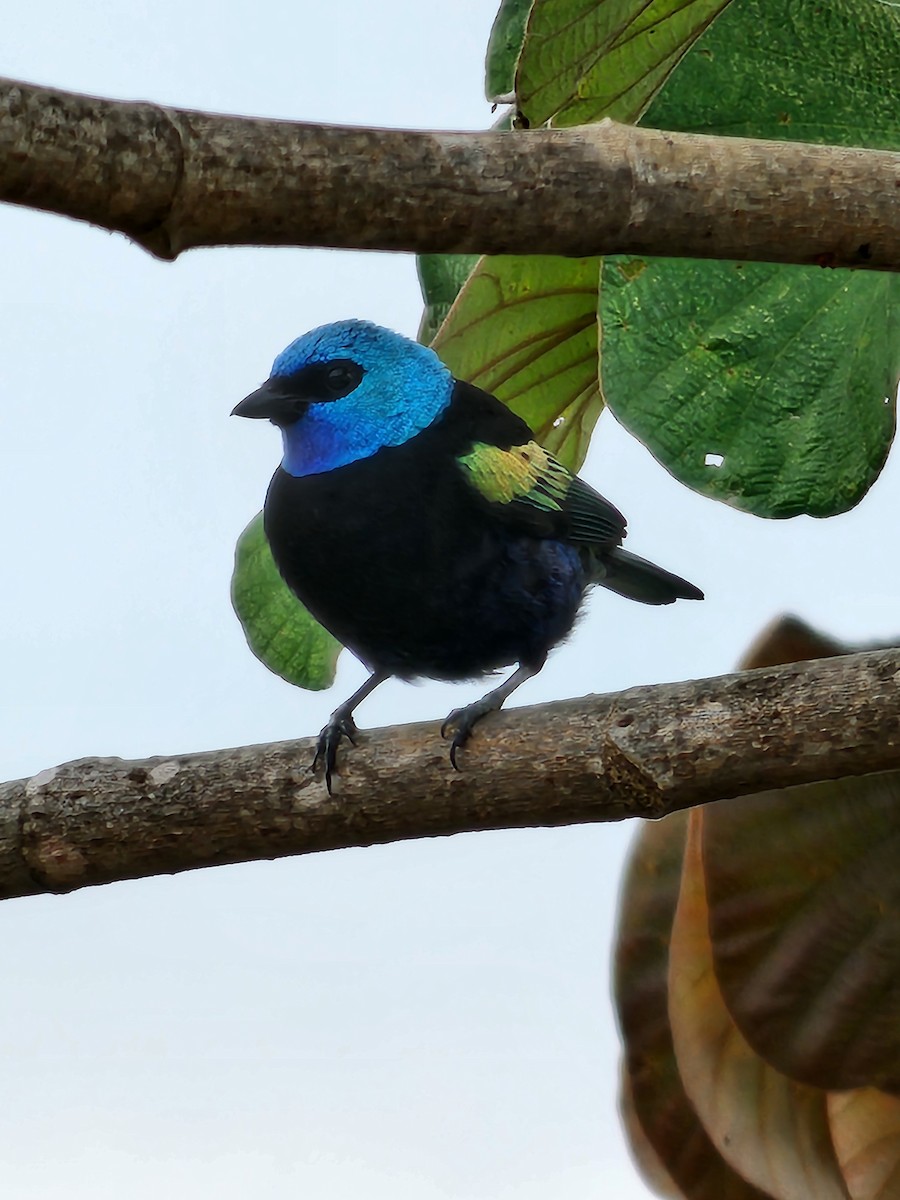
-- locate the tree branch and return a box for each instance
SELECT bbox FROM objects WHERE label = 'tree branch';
[3,76,899,269]
[2,648,898,901]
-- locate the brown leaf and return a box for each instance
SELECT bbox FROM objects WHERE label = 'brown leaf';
[669,811,849,1200]
[619,1063,687,1199]
[739,615,848,670]
[739,614,900,672]
[703,775,900,1094]
[828,1089,900,1200]
[614,814,770,1199]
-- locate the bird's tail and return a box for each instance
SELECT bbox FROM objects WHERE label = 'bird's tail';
[593,547,704,605]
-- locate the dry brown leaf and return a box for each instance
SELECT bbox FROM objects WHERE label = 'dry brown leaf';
[669,811,849,1200]
[829,1089,900,1200]
[615,814,771,1199]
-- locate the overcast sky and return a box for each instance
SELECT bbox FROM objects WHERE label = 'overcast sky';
[3,3,899,1197]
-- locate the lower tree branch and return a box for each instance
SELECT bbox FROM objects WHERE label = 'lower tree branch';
[2,76,899,269]
[1,648,898,901]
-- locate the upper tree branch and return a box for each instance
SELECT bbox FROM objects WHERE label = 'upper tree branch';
[3,77,899,269]
[1,648,898,901]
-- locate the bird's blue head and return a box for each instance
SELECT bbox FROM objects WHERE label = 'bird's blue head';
[232,320,454,477]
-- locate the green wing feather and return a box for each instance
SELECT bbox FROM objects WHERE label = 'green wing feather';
[457,440,626,547]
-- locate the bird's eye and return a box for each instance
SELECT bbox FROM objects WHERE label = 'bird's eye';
[322,360,363,399]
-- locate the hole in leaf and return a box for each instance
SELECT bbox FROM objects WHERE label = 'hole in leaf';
[553,417,565,428]
[705,453,725,468]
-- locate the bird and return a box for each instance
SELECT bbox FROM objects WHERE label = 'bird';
[233,319,702,790]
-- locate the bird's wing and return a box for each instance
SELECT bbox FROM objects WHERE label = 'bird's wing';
[440,380,626,546]
[456,438,626,547]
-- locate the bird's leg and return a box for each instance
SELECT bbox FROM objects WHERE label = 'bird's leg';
[441,657,546,770]
[313,669,390,793]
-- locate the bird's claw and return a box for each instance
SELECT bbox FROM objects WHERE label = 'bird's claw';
[441,701,496,771]
[440,707,468,770]
[311,711,358,793]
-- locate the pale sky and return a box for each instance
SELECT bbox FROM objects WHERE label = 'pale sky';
[3,3,899,1197]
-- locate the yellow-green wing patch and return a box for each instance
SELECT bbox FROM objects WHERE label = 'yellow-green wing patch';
[459,440,569,511]
[458,441,626,546]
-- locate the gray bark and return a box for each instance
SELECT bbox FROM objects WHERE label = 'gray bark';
[2,76,898,269]
[1,649,898,900]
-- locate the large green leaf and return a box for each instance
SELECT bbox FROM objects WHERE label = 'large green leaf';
[416,254,481,346]
[431,256,603,471]
[644,0,900,146]
[231,513,341,691]
[485,0,534,102]
[602,259,898,516]
[600,0,900,516]
[423,0,734,471]
[516,0,734,128]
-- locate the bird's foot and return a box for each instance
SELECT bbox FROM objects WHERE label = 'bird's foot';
[311,709,358,794]
[440,694,503,770]
[440,662,543,772]
[308,670,391,792]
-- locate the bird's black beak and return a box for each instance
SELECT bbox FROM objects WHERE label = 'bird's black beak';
[232,379,307,425]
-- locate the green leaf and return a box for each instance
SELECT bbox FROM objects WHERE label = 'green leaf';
[644,0,900,147]
[231,512,341,691]
[426,0,730,454]
[416,254,481,346]
[428,1,737,474]
[431,256,603,471]
[516,0,734,128]
[601,259,899,517]
[485,0,533,102]
[599,0,900,517]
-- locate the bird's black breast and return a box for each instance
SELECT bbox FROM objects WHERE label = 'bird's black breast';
[263,387,587,680]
